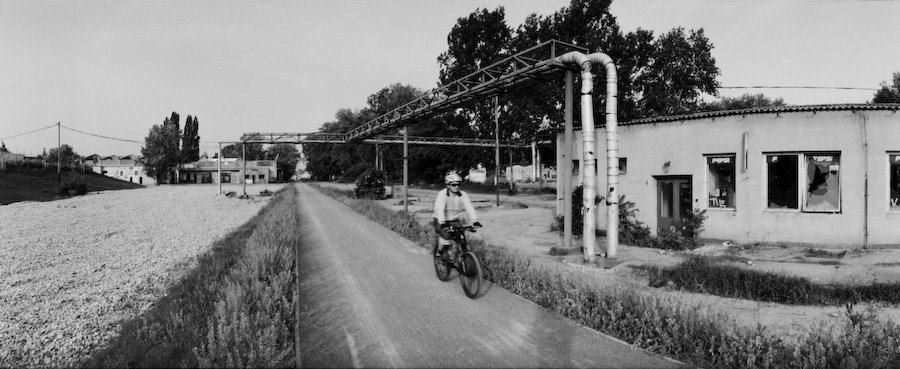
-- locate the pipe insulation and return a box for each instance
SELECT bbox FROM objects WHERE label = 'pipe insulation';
[587,52,619,262]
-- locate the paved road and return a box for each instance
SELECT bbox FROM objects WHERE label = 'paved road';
[294,183,690,368]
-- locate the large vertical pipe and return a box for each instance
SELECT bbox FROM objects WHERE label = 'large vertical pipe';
[578,62,597,262]
[217,142,222,195]
[494,96,501,206]
[563,71,574,249]
[403,125,408,213]
[588,52,619,265]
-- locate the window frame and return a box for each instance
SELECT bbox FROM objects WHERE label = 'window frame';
[763,151,842,213]
[889,152,900,212]
[704,153,737,211]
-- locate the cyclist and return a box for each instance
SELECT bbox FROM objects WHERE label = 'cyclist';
[433,172,482,257]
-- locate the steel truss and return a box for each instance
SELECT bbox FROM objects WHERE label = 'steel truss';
[343,40,587,142]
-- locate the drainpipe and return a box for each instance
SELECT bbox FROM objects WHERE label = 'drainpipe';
[587,52,619,267]
[557,51,596,262]
[860,114,869,248]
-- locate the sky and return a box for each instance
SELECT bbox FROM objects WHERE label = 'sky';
[1,0,898,157]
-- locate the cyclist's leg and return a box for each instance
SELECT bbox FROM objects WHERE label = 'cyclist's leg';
[433,218,452,255]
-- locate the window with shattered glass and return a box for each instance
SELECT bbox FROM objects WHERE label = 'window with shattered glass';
[890,154,900,211]
[766,154,799,209]
[706,155,735,208]
[804,154,840,212]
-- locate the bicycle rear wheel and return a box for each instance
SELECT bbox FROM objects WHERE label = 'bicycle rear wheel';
[458,251,482,299]
[433,239,451,281]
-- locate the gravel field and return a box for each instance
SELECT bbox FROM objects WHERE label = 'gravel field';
[0,184,285,367]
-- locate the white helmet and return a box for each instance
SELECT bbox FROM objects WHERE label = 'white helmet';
[445,172,462,184]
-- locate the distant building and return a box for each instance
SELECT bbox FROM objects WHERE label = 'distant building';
[559,103,900,248]
[85,154,156,185]
[177,158,277,184]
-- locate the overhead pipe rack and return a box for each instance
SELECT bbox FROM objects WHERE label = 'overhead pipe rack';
[343,40,588,142]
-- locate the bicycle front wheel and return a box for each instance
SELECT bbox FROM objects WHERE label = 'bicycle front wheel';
[458,251,482,299]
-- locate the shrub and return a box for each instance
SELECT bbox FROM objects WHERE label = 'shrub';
[353,169,387,200]
[58,174,87,196]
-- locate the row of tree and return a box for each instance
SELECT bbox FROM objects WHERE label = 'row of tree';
[140,112,302,184]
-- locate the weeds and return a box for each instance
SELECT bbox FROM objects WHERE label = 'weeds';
[644,255,900,305]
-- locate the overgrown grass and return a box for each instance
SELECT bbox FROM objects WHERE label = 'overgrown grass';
[643,255,900,305]
[310,183,900,368]
[84,187,299,368]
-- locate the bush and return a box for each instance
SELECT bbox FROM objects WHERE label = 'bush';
[58,174,87,196]
[353,169,387,200]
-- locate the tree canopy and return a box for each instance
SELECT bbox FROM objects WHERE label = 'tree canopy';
[872,72,900,103]
[303,0,723,184]
[46,144,81,166]
[700,93,785,112]
[140,123,180,184]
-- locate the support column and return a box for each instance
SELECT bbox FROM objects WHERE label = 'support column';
[494,96,501,207]
[242,144,246,197]
[563,71,574,250]
[403,125,408,213]
[217,142,222,195]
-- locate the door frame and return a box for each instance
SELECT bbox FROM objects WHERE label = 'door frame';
[653,175,693,234]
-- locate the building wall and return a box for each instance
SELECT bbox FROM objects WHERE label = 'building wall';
[559,107,900,248]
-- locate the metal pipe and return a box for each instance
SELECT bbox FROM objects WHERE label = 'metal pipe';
[587,52,619,265]
[494,96,501,207]
[403,125,408,213]
[563,70,574,250]
[242,144,246,196]
[556,51,596,262]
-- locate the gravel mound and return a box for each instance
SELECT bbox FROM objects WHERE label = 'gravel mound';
[0,185,284,367]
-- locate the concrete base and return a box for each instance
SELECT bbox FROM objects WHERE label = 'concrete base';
[601,257,619,269]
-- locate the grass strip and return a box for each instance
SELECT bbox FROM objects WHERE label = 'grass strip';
[311,183,900,369]
[643,256,900,305]
[84,186,299,368]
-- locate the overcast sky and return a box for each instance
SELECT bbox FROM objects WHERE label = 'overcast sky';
[1,0,898,157]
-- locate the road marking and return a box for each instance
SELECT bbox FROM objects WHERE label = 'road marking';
[342,326,361,368]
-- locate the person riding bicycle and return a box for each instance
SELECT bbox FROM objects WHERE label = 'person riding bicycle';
[433,172,482,256]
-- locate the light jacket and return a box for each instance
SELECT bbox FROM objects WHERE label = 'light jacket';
[433,188,478,224]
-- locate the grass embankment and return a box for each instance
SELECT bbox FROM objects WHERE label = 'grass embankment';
[644,256,900,306]
[84,186,299,368]
[0,166,144,205]
[312,184,900,369]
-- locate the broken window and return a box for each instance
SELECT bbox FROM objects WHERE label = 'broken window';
[804,154,840,212]
[767,154,799,209]
[891,154,900,211]
[706,155,736,208]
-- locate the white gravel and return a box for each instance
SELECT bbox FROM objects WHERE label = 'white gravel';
[0,184,285,367]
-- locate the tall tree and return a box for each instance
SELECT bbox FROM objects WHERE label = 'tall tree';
[872,72,900,103]
[140,124,181,184]
[181,115,200,162]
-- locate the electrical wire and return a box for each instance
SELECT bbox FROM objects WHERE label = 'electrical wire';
[0,122,58,141]
[60,125,142,144]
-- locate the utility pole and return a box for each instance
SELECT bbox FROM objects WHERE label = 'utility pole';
[403,125,408,213]
[57,122,61,193]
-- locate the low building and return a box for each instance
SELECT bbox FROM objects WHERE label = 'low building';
[558,103,900,248]
[85,154,156,185]
[177,158,276,184]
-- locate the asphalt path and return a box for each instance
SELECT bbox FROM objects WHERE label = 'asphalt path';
[294,183,690,368]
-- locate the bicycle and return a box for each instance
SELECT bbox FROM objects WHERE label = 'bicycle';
[432,223,483,299]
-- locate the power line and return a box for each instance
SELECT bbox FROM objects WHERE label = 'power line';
[0,123,58,141]
[721,85,879,91]
[60,125,143,144]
